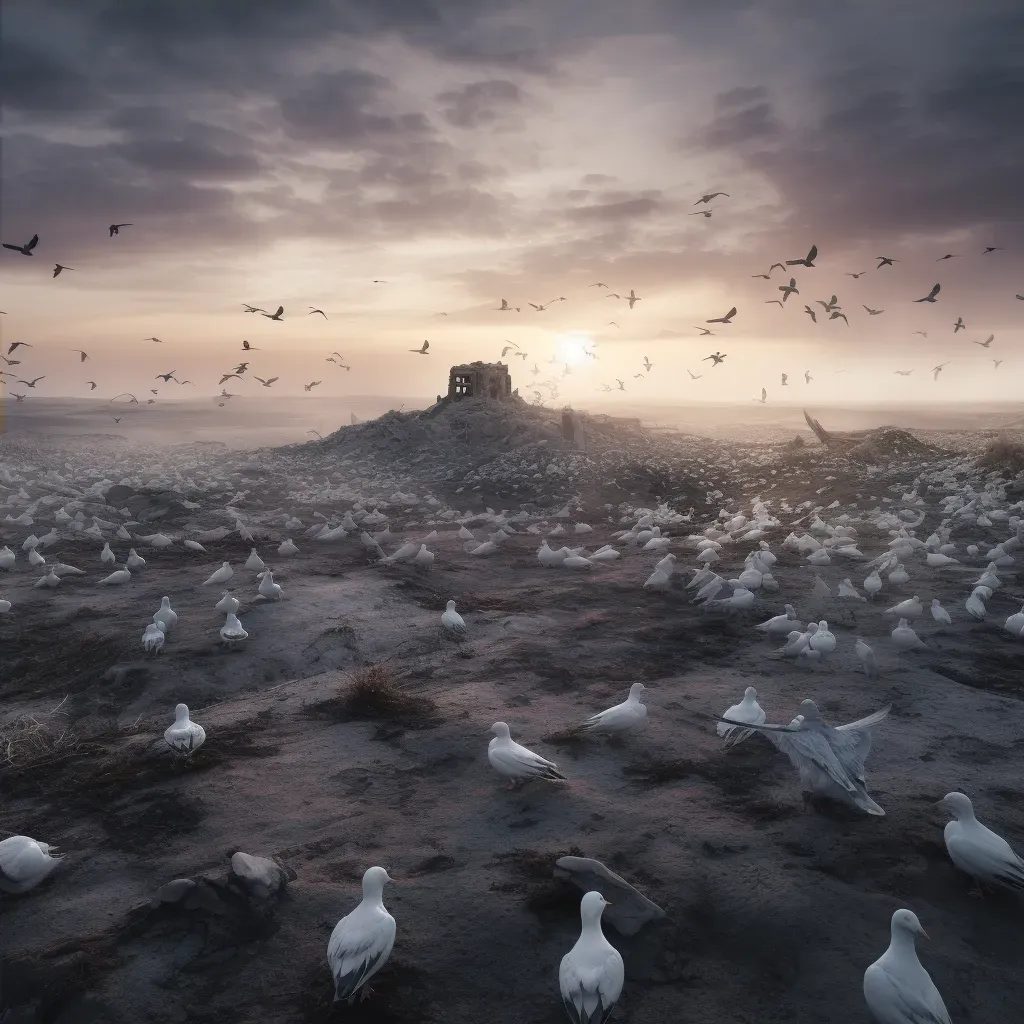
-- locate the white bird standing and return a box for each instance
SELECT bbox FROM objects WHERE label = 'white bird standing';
[856,638,880,679]
[755,604,801,635]
[215,591,240,615]
[142,622,165,653]
[940,791,1024,894]
[0,835,62,893]
[203,562,233,586]
[885,595,922,617]
[153,596,177,632]
[412,544,435,570]
[717,686,766,747]
[220,612,249,644]
[100,541,115,565]
[126,547,146,570]
[164,703,206,755]
[930,599,951,625]
[327,866,396,1006]
[559,891,624,1024]
[441,599,466,633]
[863,910,951,1024]
[245,548,266,571]
[258,569,282,600]
[578,683,647,735]
[488,721,566,789]
[891,618,926,650]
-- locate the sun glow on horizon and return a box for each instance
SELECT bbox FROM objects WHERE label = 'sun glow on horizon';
[554,331,595,367]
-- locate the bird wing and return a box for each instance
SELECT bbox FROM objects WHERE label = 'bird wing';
[864,963,952,1024]
[947,833,1024,890]
[327,910,396,1003]
[503,739,563,777]
[27,234,39,250]
[807,245,817,262]
[835,705,891,733]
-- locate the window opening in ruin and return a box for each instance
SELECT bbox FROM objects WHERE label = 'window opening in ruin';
[454,375,472,396]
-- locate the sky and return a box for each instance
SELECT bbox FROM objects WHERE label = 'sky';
[2,0,1023,411]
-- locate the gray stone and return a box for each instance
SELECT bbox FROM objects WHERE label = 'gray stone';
[554,856,667,936]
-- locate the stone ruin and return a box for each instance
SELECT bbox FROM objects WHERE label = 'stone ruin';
[447,361,512,401]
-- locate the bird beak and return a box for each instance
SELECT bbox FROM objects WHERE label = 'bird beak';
[919,928,930,941]
[604,899,613,905]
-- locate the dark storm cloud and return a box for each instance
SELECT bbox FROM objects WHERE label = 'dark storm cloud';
[0,39,99,115]
[278,71,434,146]
[435,79,523,129]
[690,101,781,150]
[564,190,668,224]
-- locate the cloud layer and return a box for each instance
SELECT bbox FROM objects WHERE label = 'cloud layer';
[1,0,1022,405]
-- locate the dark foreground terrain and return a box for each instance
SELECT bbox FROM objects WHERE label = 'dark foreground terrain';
[1,423,1023,1024]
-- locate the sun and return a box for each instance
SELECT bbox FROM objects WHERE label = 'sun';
[554,331,593,366]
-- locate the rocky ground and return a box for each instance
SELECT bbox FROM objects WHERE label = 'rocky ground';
[1,414,1023,1024]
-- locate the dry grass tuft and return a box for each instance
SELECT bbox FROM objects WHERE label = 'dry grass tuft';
[1,714,82,772]
[977,433,1024,475]
[306,663,442,729]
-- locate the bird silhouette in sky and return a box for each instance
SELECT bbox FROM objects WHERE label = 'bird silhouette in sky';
[71,349,89,362]
[308,308,328,318]
[261,306,284,320]
[2,233,39,255]
[8,342,32,354]
[703,352,727,365]
[953,317,965,332]
[86,381,97,390]
[781,373,788,385]
[155,371,177,382]
[410,340,430,355]
[109,223,133,236]
[876,256,898,267]
[933,363,950,380]
[242,340,259,351]
[242,303,264,313]
[786,244,817,268]
[17,376,45,388]
[914,283,941,303]
[974,335,995,348]
[143,337,163,343]
[706,307,736,324]
[694,192,729,204]
[690,209,715,218]
[778,278,799,301]
[304,381,321,391]
[765,299,784,307]
[845,271,867,278]
[496,299,520,311]
[862,305,884,315]
[626,289,641,309]
[982,246,1002,253]
[830,311,849,324]
[687,369,702,379]
[936,253,959,261]
[53,264,75,277]
[803,305,817,322]
[254,376,279,387]
[993,359,1003,369]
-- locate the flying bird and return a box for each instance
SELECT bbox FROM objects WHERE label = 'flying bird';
[109,223,132,236]
[496,299,520,311]
[304,381,321,391]
[804,370,813,383]
[914,284,941,303]
[863,305,884,315]
[706,307,737,324]
[781,373,788,385]
[308,430,323,439]
[974,335,995,348]
[830,311,849,324]
[845,271,867,278]
[695,192,729,204]
[155,371,177,382]
[875,256,898,267]
[219,372,243,384]
[703,352,727,365]
[690,209,715,218]
[751,273,771,279]
[687,369,702,379]
[765,299,784,307]
[767,263,786,274]
[932,363,949,381]
[786,244,817,268]
[261,306,284,320]
[242,304,264,313]
[694,326,713,335]
[9,393,26,401]
[608,322,620,328]
[803,305,817,322]
[953,317,965,332]
[17,377,45,388]
[816,295,840,311]
[755,388,767,404]
[410,340,430,355]
[894,370,913,376]
[936,253,959,261]
[86,381,97,390]
[308,308,328,318]
[993,359,1002,369]
[242,340,258,350]
[143,337,163,343]
[254,376,279,387]
[626,289,641,309]
[779,278,799,301]
[71,349,89,362]
[52,264,75,277]
[372,279,387,283]
[589,282,608,288]
[110,393,139,404]
[912,331,928,337]
[500,345,518,358]
[982,246,1002,253]
[8,342,32,354]
[2,233,39,255]
[643,356,653,372]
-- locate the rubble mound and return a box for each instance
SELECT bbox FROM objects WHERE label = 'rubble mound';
[845,427,935,462]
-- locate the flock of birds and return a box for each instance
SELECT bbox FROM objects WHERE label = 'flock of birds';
[2,467,1024,1021]
[2,200,1019,416]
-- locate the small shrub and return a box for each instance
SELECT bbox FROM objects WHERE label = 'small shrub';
[307,663,442,729]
